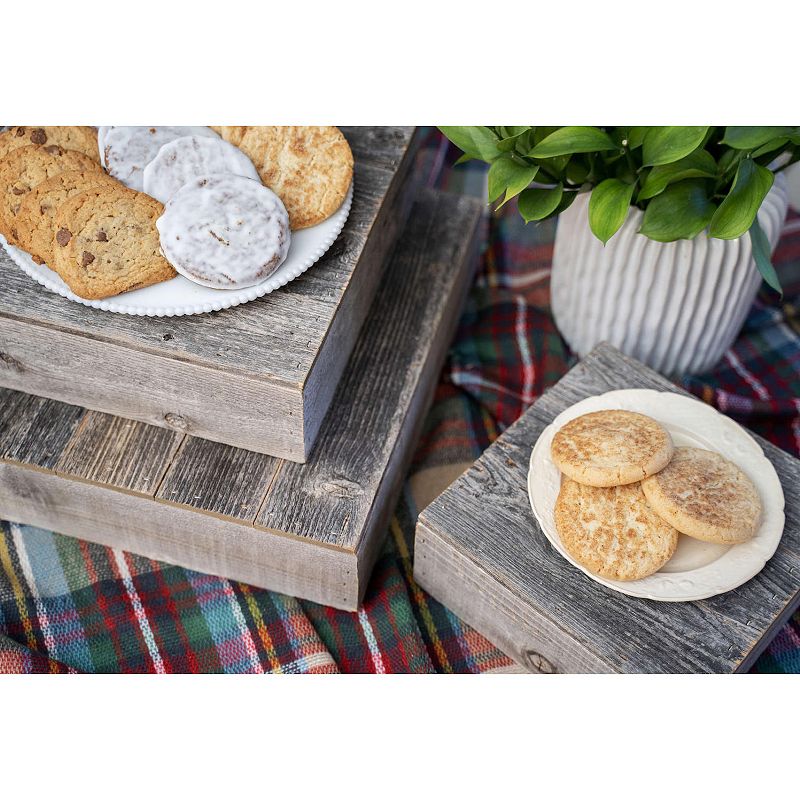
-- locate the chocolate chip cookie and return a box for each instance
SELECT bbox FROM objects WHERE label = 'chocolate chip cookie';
[15,169,115,264]
[0,145,103,244]
[0,126,100,163]
[52,186,176,299]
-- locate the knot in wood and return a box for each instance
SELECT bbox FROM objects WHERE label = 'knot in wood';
[320,477,363,498]
[163,412,190,431]
[0,351,23,372]
[523,649,556,674]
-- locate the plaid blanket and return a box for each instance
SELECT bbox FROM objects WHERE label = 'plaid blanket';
[1,128,798,674]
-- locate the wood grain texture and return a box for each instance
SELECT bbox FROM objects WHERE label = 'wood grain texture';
[0,463,358,608]
[0,188,481,609]
[416,343,800,673]
[156,437,277,522]
[0,387,84,470]
[0,127,420,462]
[256,190,482,553]
[56,411,182,495]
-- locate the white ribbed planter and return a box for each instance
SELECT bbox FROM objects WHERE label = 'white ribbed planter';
[551,174,788,375]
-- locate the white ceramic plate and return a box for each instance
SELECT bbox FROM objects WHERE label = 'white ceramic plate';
[0,181,353,317]
[527,389,785,601]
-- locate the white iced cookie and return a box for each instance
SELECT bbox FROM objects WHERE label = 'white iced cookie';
[100,126,219,191]
[98,126,111,165]
[157,174,291,289]
[143,135,261,204]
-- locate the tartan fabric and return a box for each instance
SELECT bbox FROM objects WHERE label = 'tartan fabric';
[1,128,799,674]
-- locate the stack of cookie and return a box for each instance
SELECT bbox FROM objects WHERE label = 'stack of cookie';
[1,125,354,300]
[0,125,177,299]
[550,409,763,581]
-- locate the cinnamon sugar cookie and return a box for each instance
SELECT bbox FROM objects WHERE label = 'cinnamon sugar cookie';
[641,447,762,544]
[555,479,679,581]
[209,126,247,147]
[551,410,673,487]
[231,126,353,229]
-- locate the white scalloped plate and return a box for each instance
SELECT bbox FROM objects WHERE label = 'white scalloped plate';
[0,181,353,317]
[528,389,785,601]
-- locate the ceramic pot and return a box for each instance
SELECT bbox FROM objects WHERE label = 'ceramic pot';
[550,174,788,375]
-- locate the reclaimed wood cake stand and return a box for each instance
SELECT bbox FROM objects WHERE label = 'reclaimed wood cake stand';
[0,127,419,463]
[415,343,800,673]
[0,189,482,610]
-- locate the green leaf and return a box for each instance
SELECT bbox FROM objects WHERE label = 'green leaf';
[638,150,717,200]
[642,126,709,166]
[496,126,532,153]
[487,156,539,206]
[498,125,531,139]
[626,127,650,149]
[717,148,742,177]
[518,184,564,222]
[533,126,561,144]
[751,137,789,161]
[565,157,590,186]
[749,216,782,295]
[720,126,796,150]
[528,126,617,158]
[639,179,716,242]
[438,126,500,162]
[588,179,634,244]
[453,153,473,166]
[708,158,774,240]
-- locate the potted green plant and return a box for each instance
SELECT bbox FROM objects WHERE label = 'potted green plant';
[439,126,797,374]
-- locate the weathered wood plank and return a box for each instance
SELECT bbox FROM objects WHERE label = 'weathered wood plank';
[0,187,481,609]
[416,343,800,673]
[0,463,359,608]
[0,127,419,461]
[256,190,482,552]
[0,316,306,460]
[340,127,417,171]
[415,522,616,673]
[56,411,183,496]
[156,437,277,522]
[0,388,84,470]
[300,153,424,454]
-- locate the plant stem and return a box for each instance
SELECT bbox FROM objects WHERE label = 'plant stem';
[624,145,637,177]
